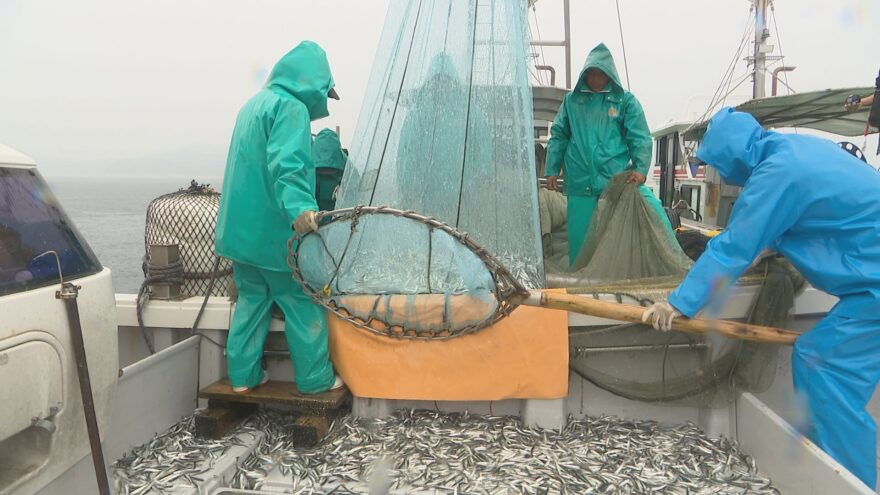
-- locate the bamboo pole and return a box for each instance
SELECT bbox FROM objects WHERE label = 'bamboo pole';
[521,290,798,345]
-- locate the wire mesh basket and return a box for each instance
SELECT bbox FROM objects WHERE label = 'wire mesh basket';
[144,181,231,297]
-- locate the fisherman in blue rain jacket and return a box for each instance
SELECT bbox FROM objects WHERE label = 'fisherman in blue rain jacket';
[643,107,880,488]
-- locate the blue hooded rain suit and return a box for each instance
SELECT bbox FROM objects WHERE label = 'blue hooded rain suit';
[215,41,336,394]
[545,43,672,265]
[667,108,880,488]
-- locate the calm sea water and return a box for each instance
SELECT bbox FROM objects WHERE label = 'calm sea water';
[46,176,222,294]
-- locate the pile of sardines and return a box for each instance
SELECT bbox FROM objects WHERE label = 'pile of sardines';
[114,409,778,494]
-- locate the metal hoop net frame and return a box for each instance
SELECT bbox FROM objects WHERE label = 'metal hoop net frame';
[289,206,528,340]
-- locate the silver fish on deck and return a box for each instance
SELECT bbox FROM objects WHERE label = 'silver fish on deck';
[112,415,229,495]
[229,409,779,495]
[114,409,779,495]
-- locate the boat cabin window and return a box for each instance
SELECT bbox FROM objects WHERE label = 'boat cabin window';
[680,185,702,219]
[0,167,101,296]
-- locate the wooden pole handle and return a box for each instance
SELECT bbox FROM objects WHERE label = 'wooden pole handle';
[524,290,798,345]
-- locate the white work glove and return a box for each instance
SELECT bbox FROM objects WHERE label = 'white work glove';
[641,302,681,332]
[844,94,861,112]
[293,210,319,235]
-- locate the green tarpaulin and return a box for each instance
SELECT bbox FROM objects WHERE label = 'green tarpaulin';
[685,87,877,140]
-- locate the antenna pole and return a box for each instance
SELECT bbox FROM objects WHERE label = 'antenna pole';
[753,0,769,99]
[563,0,571,88]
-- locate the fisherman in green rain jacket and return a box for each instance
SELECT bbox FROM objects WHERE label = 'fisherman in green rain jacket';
[311,128,348,214]
[545,43,672,265]
[216,41,343,394]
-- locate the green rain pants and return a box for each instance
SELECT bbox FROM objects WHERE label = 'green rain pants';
[226,262,335,393]
[566,185,673,265]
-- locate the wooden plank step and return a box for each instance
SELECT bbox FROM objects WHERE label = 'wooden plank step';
[290,414,334,448]
[198,378,350,414]
[194,400,257,439]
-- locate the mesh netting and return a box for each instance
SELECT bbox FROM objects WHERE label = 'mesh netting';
[531,172,805,406]
[536,179,689,283]
[291,207,524,339]
[543,174,693,289]
[571,174,693,280]
[291,0,542,338]
[144,182,231,297]
[335,0,543,289]
[569,257,803,406]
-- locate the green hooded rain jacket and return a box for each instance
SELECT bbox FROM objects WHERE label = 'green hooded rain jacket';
[312,128,347,212]
[545,43,652,197]
[216,41,335,271]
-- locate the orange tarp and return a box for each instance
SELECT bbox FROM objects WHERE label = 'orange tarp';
[327,292,569,401]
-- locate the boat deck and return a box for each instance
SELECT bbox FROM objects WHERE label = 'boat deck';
[113,408,780,495]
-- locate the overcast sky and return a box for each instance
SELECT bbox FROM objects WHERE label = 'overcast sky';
[1,0,877,176]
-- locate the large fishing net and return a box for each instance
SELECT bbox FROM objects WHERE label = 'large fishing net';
[547,177,804,406]
[291,207,524,339]
[293,0,541,338]
[550,173,693,288]
[568,255,803,406]
[337,0,542,286]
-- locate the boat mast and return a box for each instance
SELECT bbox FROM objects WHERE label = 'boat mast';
[752,0,770,99]
[528,0,572,88]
